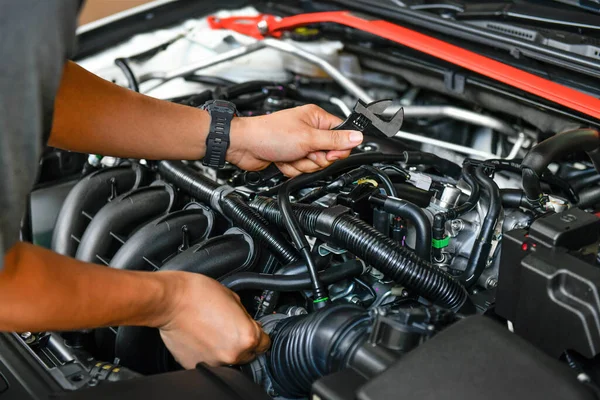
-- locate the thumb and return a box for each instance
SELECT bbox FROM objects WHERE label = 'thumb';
[308,129,363,151]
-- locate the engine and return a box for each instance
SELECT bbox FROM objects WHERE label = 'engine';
[23,6,600,400]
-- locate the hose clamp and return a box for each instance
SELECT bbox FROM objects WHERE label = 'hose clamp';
[316,205,351,237]
[211,185,236,215]
[223,227,256,270]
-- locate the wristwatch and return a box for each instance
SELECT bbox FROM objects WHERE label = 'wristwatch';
[200,100,238,168]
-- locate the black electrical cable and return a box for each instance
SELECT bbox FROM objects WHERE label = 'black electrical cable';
[258,152,413,197]
[361,165,397,197]
[379,164,411,181]
[369,193,432,261]
[221,260,364,292]
[183,74,236,86]
[460,167,501,288]
[114,58,140,92]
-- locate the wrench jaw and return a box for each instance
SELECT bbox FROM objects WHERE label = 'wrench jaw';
[335,99,404,138]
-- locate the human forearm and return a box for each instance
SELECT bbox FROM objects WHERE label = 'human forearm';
[49,61,211,160]
[0,242,270,367]
[0,242,179,332]
[49,62,363,176]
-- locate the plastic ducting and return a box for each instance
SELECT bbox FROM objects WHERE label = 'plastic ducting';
[52,164,148,257]
[75,185,175,264]
[110,207,213,271]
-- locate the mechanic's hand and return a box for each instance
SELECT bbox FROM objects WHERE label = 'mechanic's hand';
[227,104,363,177]
[156,271,269,368]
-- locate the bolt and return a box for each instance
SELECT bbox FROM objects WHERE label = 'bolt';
[257,20,269,35]
[88,378,99,387]
[427,324,435,332]
[450,219,463,231]
[493,233,503,241]
[577,373,591,383]
[486,277,498,289]
[350,296,362,305]
[20,332,32,340]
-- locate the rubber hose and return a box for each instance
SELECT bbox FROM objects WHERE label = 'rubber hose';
[522,128,600,202]
[572,174,600,191]
[577,186,600,209]
[500,189,526,209]
[267,305,371,398]
[221,260,364,292]
[403,151,462,179]
[250,197,467,310]
[157,161,299,264]
[460,168,501,288]
[488,159,578,204]
[392,183,433,208]
[114,58,139,92]
[369,194,432,261]
[258,152,408,197]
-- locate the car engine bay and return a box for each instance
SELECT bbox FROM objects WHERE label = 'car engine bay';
[18,3,600,400]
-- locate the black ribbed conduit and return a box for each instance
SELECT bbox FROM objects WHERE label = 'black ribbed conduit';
[221,260,364,292]
[459,168,502,288]
[369,193,432,261]
[522,128,600,204]
[250,197,468,310]
[277,153,409,304]
[157,161,299,264]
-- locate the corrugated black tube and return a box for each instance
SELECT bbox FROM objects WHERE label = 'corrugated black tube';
[221,195,300,264]
[157,161,218,203]
[250,197,467,310]
[221,260,364,292]
[157,161,299,264]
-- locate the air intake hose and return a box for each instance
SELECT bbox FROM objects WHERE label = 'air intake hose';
[250,197,468,310]
[157,161,299,264]
[522,128,600,205]
[267,305,372,398]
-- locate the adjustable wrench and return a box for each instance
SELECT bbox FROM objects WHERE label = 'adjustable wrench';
[335,99,404,138]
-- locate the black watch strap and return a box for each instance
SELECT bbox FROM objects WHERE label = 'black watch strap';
[201,100,237,168]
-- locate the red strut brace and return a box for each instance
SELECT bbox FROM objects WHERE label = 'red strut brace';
[208,12,600,121]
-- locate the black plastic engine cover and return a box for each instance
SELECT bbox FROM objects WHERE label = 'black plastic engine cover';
[54,364,270,400]
[496,208,600,358]
[356,316,594,400]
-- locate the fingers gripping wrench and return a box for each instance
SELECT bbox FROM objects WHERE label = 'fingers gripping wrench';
[334,99,404,138]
